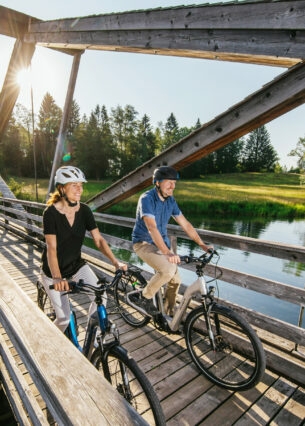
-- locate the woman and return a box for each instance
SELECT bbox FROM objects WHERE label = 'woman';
[40,165,126,332]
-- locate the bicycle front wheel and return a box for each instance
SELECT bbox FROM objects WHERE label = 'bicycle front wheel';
[113,275,150,327]
[184,304,266,391]
[90,345,165,426]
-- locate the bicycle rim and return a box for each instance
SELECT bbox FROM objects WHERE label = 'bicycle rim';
[90,345,165,425]
[184,304,266,391]
[37,282,56,320]
[114,276,150,327]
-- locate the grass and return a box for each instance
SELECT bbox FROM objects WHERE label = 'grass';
[5,172,305,219]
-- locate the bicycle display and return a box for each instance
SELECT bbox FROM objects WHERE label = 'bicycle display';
[114,250,266,391]
[37,272,165,426]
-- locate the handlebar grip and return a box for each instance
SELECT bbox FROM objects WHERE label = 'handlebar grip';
[49,284,55,290]
[179,255,191,263]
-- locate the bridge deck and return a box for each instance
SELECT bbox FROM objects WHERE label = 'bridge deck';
[0,227,305,425]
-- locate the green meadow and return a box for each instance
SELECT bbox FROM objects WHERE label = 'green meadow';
[7,172,305,219]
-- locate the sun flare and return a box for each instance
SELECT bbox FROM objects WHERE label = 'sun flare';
[16,68,32,88]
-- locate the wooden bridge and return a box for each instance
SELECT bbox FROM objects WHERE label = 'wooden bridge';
[0,197,305,425]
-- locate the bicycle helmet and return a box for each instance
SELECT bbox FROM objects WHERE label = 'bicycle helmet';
[54,166,87,187]
[153,166,180,184]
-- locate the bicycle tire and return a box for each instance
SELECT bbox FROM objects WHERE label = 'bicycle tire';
[90,344,165,426]
[113,274,150,328]
[184,304,266,391]
[36,281,56,321]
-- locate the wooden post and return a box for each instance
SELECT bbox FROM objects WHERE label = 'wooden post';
[47,51,83,199]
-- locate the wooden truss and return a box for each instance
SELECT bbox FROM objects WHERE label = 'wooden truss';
[0,1,305,208]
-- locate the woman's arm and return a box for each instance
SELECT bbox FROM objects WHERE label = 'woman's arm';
[45,234,70,291]
[90,228,127,270]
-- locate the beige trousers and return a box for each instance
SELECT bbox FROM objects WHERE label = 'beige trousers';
[133,242,181,315]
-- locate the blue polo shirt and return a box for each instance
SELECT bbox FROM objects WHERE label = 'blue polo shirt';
[132,187,182,249]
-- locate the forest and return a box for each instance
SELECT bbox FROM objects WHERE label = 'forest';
[0,92,283,180]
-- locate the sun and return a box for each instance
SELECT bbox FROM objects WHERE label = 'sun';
[16,68,32,88]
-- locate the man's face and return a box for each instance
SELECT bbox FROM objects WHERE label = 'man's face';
[157,179,176,198]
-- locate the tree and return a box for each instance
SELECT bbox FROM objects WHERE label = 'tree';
[241,125,279,172]
[0,115,23,176]
[288,135,305,171]
[136,114,156,163]
[36,93,62,177]
[161,113,180,150]
[214,138,244,173]
[110,104,138,177]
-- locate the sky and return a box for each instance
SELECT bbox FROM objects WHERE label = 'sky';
[0,0,304,169]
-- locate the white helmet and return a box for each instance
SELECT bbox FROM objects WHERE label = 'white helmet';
[54,166,87,186]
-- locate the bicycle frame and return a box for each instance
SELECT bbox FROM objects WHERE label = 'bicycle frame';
[160,275,209,332]
[66,292,117,359]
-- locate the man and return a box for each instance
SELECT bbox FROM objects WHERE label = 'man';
[130,166,213,317]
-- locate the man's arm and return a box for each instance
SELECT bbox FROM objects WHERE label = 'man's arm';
[143,216,180,263]
[174,214,213,252]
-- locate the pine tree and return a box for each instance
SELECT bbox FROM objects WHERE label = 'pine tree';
[241,125,279,172]
[288,135,305,171]
[36,93,62,177]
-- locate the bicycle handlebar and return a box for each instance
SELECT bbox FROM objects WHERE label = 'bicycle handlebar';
[49,269,124,293]
[49,251,219,293]
[180,249,219,265]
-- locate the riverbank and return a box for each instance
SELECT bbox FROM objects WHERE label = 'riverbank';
[100,172,305,219]
[5,172,305,219]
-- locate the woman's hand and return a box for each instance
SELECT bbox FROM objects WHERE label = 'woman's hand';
[52,278,70,291]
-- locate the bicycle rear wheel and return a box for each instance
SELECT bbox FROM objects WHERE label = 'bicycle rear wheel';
[113,274,150,327]
[36,281,56,321]
[184,304,266,391]
[90,345,165,426]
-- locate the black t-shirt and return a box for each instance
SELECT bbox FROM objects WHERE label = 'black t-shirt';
[41,203,97,278]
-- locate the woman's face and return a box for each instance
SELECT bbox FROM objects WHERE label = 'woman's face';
[64,182,83,201]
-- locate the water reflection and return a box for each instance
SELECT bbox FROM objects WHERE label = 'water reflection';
[96,217,305,328]
[195,217,271,240]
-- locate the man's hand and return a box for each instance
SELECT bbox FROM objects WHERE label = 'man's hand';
[206,245,214,253]
[166,253,181,264]
[115,260,128,271]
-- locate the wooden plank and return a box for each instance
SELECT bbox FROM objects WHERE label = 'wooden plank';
[234,377,298,425]
[0,266,147,426]
[270,386,305,426]
[27,2,305,31]
[0,333,48,425]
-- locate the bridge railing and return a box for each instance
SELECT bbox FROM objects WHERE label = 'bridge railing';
[0,196,305,387]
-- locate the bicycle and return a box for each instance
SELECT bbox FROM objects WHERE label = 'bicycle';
[113,250,266,391]
[36,271,166,426]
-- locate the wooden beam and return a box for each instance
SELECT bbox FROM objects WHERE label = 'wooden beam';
[86,60,305,211]
[0,39,36,141]
[0,6,40,38]
[24,28,303,67]
[47,51,83,198]
[24,1,305,66]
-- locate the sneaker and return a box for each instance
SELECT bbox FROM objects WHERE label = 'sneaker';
[128,293,159,317]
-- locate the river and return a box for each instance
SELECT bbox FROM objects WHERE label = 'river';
[99,217,305,328]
